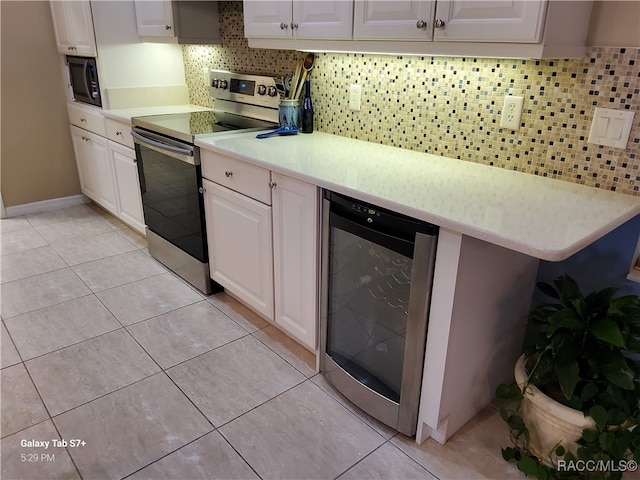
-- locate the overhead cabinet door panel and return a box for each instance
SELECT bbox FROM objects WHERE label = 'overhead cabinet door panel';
[354,0,435,40]
[295,0,353,39]
[433,0,547,43]
[244,0,292,38]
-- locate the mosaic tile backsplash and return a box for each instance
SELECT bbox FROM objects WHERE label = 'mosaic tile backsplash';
[183,2,640,196]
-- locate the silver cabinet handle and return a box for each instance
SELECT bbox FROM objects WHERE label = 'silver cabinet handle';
[416,19,427,29]
[199,187,205,194]
[269,181,277,189]
[290,23,298,30]
[434,18,445,28]
[280,22,289,30]
[225,171,233,178]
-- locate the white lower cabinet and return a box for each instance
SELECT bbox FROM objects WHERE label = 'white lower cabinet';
[70,125,118,215]
[201,150,319,351]
[109,141,145,234]
[272,173,318,350]
[204,179,275,321]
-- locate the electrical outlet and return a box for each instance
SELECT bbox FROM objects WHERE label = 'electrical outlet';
[500,95,524,130]
[349,84,362,111]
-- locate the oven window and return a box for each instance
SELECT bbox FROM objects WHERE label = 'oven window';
[136,145,207,262]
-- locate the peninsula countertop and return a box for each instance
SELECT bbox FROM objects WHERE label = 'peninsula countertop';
[195,131,640,261]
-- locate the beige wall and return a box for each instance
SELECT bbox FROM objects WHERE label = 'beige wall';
[1,1,79,208]
[588,1,640,47]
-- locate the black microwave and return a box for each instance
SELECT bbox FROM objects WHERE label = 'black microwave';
[67,56,102,107]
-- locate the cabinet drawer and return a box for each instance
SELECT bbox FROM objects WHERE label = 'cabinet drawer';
[201,150,271,205]
[67,103,106,136]
[106,118,134,149]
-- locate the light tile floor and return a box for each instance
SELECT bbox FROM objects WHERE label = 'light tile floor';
[0,203,522,480]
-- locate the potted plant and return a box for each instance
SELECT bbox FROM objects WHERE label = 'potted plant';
[497,275,640,479]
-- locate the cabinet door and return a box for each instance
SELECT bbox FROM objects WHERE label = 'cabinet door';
[433,0,546,43]
[50,1,97,56]
[204,180,274,321]
[294,0,353,39]
[89,133,119,216]
[134,0,175,37]
[109,141,146,234]
[70,125,98,200]
[243,0,292,38]
[354,0,435,40]
[272,174,319,350]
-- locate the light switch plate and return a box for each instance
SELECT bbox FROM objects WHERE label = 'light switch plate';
[349,84,362,111]
[588,107,635,149]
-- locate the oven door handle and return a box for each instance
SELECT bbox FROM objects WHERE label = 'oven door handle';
[131,130,196,165]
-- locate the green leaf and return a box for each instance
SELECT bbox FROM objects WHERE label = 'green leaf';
[546,309,584,336]
[555,445,566,456]
[556,361,580,400]
[496,382,522,401]
[582,428,599,444]
[580,382,598,403]
[537,281,560,300]
[555,275,581,303]
[589,405,608,431]
[517,456,540,477]
[589,319,626,347]
[602,356,636,390]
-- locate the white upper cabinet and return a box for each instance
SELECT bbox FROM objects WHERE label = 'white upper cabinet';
[432,0,546,43]
[134,0,175,37]
[354,1,435,40]
[50,1,97,56]
[244,0,353,39]
[245,0,593,59]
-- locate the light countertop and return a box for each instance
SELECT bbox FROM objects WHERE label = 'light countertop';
[196,131,640,262]
[102,104,211,123]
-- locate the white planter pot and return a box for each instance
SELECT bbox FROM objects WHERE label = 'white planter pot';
[514,355,595,467]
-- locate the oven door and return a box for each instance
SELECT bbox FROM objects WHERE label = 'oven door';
[132,127,208,263]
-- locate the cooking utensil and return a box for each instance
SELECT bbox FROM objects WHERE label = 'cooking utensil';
[256,127,300,139]
[293,53,315,100]
[289,58,304,100]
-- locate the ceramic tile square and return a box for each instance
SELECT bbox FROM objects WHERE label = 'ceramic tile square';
[34,215,116,243]
[26,329,160,415]
[310,374,398,441]
[0,268,91,318]
[0,245,67,284]
[1,363,49,438]
[49,230,139,266]
[252,325,317,377]
[391,406,522,479]
[53,373,213,479]
[1,420,80,480]
[0,216,31,233]
[96,273,202,326]
[128,300,248,369]
[220,381,385,480]
[4,295,121,361]
[24,204,95,227]
[169,335,305,426]
[207,292,270,332]
[72,250,166,292]
[337,442,436,480]
[129,431,259,480]
[0,227,48,256]
[0,322,21,369]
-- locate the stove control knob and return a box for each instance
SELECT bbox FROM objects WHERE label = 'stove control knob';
[257,84,267,96]
[211,79,219,88]
[267,86,277,97]
[219,80,228,89]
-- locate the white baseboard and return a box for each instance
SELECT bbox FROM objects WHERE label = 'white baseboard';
[4,195,89,218]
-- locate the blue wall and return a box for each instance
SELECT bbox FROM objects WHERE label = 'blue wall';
[533,215,640,304]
